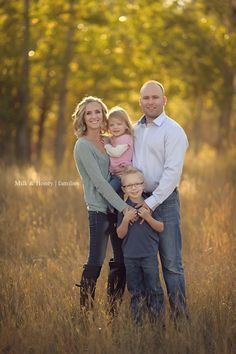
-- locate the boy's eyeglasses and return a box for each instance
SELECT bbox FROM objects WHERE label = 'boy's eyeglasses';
[122,182,144,190]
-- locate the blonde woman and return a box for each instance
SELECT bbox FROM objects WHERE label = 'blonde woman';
[72,96,132,311]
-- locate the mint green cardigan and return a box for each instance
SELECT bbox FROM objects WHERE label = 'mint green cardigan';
[74,138,127,213]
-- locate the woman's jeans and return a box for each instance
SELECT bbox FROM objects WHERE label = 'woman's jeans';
[87,211,123,266]
[156,189,187,317]
[125,255,164,323]
[78,210,125,310]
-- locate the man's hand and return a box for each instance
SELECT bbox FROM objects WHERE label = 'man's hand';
[136,201,151,211]
[135,201,152,224]
[137,206,152,221]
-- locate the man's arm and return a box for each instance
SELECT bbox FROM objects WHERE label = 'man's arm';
[145,125,188,210]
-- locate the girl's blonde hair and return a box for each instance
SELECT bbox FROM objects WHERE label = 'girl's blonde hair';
[72,96,108,138]
[108,106,133,136]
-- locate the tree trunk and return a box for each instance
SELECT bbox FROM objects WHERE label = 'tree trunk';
[216,67,234,151]
[15,0,31,164]
[54,0,76,166]
[193,96,203,154]
[35,44,55,167]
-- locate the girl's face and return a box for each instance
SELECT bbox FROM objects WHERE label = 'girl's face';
[108,117,127,137]
[84,102,103,131]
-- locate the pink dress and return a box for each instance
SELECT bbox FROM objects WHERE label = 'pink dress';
[109,134,133,174]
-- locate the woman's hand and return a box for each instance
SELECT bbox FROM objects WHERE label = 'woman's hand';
[124,208,138,223]
[123,206,138,223]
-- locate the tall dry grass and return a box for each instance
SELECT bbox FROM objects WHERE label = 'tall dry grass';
[0,146,235,354]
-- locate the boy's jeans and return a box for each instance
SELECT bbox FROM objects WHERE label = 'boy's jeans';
[124,255,164,323]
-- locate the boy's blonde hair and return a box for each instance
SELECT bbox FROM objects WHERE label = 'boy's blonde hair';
[108,106,133,136]
[72,96,108,138]
[120,166,144,186]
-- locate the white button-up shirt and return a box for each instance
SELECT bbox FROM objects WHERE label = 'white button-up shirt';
[133,112,189,210]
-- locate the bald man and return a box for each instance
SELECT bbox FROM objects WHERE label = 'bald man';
[133,80,189,319]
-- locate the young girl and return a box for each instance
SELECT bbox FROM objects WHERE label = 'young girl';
[104,107,133,193]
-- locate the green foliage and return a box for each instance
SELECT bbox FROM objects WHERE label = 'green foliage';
[0,0,235,164]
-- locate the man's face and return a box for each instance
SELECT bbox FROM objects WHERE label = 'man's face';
[139,83,167,120]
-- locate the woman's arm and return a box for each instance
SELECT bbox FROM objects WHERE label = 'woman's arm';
[74,140,127,212]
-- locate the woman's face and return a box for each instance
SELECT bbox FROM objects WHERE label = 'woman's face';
[84,102,103,131]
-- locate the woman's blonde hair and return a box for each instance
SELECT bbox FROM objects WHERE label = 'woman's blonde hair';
[72,96,108,138]
[108,106,133,136]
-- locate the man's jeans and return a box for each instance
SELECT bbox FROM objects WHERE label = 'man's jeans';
[125,255,164,323]
[156,189,187,316]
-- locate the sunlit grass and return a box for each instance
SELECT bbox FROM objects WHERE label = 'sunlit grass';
[0,147,235,354]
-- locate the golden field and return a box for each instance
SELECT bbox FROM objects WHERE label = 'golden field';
[0,146,235,354]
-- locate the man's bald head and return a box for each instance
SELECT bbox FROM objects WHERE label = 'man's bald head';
[139,80,167,122]
[140,80,165,95]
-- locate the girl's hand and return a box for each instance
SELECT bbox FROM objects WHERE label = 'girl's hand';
[114,165,126,176]
[102,136,110,144]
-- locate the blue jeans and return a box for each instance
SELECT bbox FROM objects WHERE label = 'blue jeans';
[108,175,123,211]
[125,255,164,323]
[78,211,125,309]
[109,175,121,193]
[156,190,187,316]
[87,211,123,266]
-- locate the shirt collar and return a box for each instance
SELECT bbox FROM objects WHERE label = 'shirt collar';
[127,193,149,207]
[138,111,166,127]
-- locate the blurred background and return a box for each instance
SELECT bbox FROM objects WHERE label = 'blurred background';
[1,2,236,353]
[0,0,235,169]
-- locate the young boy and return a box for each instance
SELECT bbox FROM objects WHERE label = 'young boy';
[117,166,164,324]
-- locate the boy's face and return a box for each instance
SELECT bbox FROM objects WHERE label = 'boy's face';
[122,173,144,200]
